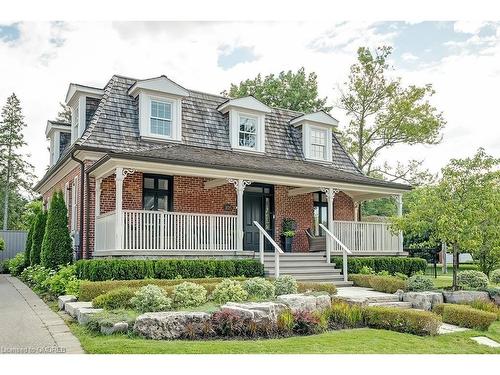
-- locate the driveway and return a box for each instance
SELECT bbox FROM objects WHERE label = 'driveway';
[0,274,83,354]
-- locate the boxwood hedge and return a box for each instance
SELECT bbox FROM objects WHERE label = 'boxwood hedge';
[331,256,427,276]
[75,258,264,282]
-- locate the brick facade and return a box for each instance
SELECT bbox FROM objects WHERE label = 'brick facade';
[43,167,356,257]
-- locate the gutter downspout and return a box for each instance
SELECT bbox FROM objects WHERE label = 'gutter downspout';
[70,150,85,260]
[85,168,91,259]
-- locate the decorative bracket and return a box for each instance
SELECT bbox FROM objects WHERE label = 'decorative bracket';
[320,187,340,199]
[227,178,252,194]
[122,168,136,177]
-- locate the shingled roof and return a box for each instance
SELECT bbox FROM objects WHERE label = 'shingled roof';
[40,74,410,191]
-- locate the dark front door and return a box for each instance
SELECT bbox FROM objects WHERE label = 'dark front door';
[243,185,274,251]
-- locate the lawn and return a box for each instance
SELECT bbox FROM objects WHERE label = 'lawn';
[70,321,500,354]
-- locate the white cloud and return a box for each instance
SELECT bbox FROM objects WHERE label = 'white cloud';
[0,21,498,184]
[401,52,418,61]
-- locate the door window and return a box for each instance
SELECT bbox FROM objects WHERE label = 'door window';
[142,174,172,211]
[313,191,331,236]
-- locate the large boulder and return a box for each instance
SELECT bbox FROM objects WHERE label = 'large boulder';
[77,307,104,325]
[134,312,210,340]
[442,291,490,304]
[221,301,288,322]
[277,293,331,312]
[402,291,443,310]
[58,295,77,310]
[64,301,92,318]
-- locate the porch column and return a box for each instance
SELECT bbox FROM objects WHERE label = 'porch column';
[95,178,101,218]
[321,187,339,263]
[396,194,403,252]
[228,179,252,251]
[354,202,360,222]
[115,168,124,250]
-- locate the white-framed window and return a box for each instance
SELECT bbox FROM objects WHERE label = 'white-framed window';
[304,124,332,162]
[310,127,327,160]
[150,99,173,137]
[238,114,258,149]
[64,182,70,217]
[71,177,78,232]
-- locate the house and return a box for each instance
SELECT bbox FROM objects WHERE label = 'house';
[34,75,411,283]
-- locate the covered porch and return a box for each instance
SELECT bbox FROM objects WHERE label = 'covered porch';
[90,159,406,259]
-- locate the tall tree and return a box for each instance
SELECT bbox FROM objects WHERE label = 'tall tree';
[223,67,332,113]
[391,149,500,289]
[41,191,73,269]
[0,93,34,230]
[56,102,71,123]
[30,210,47,266]
[339,46,446,182]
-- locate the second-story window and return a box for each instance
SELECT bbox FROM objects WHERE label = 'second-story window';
[238,114,257,149]
[72,106,79,142]
[310,127,327,160]
[150,100,172,137]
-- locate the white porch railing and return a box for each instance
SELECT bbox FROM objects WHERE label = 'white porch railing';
[320,223,352,282]
[95,210,238,251]
[253,220,284,277]
[331,220,402,253]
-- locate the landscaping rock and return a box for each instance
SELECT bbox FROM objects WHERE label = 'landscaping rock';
[101,322,129,335]
[395,289,405,302]
[64,301,92,318]
[134,311,210,340]
[277,293,331,312]
[77,307,104,325]
[492,294,500,306]
[402,291,444,310]
[58,295,77,310]
[221,301,288,322]
[442,291,490,304]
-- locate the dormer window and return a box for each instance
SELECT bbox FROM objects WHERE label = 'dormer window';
[290,111,339,164]
[45,121,71,166]
[128,76,189,142]
[150,99,173,137]
[217,96,271,154]
[72,105,79,142]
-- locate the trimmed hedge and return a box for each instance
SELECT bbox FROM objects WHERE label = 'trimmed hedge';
[364,306,441,336]
[332,256,427,276]
[75,258,264,281]
[433,303,497,330]
[349,274,406,293]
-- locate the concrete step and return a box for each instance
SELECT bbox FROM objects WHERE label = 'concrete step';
[367,301,413,309]
[264,261,336,268]
[270,273,345,282]
[263,257,328,263]
[266,268,340,276]
[364,295,400,303]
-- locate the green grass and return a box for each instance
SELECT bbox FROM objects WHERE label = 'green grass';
[70,321,500,354]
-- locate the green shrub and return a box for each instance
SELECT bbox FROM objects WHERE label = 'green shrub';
[377,270,390,276]
[327,300,365,329]
[406,274,434,291]
[74,258,263,281]
[369,275,406,293]
[349,274,373,288]
[20,265,54,294]
[464,300,500,319]
[277,309,295,335]
[172,282,208,308]
[211,279,248,304]
[0,259,9,273]
[77,277,246,301]
[30,211,47,266]
[41,191,73,269]
[8,252,26,276]
[484,286,499,302]
[292,310,322,335]
[274,275,298,296]
[332,256,427,276]
[364,306,441,336]
[92,287,135,310]
[433,303,496,330]
[130,284,172,313]
[394,272,408,280]
[242,277,275,300]
[457,270,489,290]
[46,264,80,297]
[0,237,5,252]
[86,309,138,333]
[24,220,34,268]
[489,269,500,284]
[297,282,337,295]
[359,265,374,274]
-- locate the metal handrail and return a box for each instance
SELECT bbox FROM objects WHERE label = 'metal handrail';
[253,221,284,278]
[319,223,352,282]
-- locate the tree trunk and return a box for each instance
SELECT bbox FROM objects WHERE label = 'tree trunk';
[452,243,459,291]
[2,156,11,230]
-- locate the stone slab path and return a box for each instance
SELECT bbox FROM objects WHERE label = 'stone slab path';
[0,274,83,354]
[470,336,500,348]
[438,323,470,335]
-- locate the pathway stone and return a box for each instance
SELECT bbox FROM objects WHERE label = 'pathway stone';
[470,336,500,348]
[438,323,470,335]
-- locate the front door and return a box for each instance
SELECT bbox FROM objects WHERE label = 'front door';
[243,185,274,251]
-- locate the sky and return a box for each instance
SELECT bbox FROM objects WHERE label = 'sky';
[0,21,499,182]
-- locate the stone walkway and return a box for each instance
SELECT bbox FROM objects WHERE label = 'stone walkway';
[0,275,83,354]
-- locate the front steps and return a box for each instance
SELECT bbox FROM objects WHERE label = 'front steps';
[262,252,353,286]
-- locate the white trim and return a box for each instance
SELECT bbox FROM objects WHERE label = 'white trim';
[290,111,339,127]
[71,176,78,233]
[65,83,104,105]
[218,96,271,114]
[229,109,265,153]
[128,76,189,98]
[138,91,182,142]
[89,158,410,195]
[303,123,333,163]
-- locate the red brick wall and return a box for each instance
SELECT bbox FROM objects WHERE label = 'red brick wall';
[334,192,355,221]
[99,172,143,214]
[274,186,314,252]
[173,176,237,214]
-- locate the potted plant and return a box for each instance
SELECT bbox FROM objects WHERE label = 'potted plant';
[281,218,297,253]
